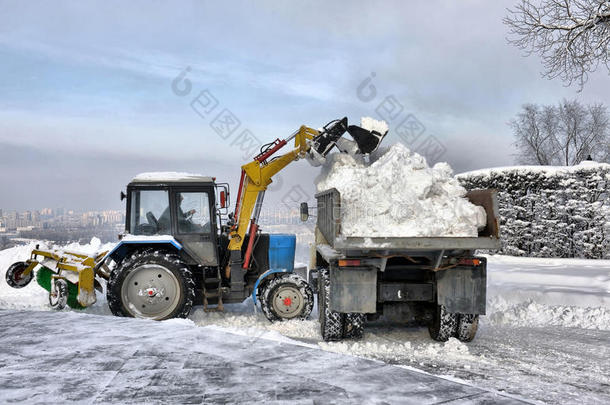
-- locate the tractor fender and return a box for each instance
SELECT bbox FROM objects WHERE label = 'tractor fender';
[99,237,183,268]
[252,268,291,305]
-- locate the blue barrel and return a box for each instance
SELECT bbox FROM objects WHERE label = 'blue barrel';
[268,234,296,271]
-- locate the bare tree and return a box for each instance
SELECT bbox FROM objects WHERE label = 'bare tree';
[504,0,610,89]
[512,104,557,164]
[511,99,610,165]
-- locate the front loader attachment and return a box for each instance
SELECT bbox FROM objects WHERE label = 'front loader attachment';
[347,124,387,154]
[307,117,388,166]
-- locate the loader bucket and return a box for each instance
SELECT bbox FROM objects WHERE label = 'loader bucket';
[347,125,388,154]
[311,117,349,157]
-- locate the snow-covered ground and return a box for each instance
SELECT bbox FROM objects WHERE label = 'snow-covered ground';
[1,237,609,404]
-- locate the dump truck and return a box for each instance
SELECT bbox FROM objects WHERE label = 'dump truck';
[301,188,500,342]
[5,117,388,322]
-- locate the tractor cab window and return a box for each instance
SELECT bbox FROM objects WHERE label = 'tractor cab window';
[176,192,211,234]
[130,189,170,235]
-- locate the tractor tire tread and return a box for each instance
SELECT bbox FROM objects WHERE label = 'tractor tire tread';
[107,249,195,320]
[260,273,314,322]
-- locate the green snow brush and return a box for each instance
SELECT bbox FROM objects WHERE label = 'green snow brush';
[36,266,85,310]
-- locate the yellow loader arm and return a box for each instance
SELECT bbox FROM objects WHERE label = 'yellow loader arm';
[227,116,387,273]
[229,125,318,253]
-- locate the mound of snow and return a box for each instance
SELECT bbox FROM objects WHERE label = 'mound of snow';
[316,143,487,237]
[486,298,610,331]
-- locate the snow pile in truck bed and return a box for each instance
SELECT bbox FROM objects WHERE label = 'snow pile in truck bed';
[316,143,487,237]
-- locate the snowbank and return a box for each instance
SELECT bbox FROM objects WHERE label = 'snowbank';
[316,143,487,237]
[485,255,610,331]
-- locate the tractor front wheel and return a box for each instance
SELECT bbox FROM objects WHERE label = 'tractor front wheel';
[107,249,195,320]
[260,273,313,322]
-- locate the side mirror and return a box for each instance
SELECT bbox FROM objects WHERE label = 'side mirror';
[220,190,227,208]
[120,191,126,201]
[300,202,309,222]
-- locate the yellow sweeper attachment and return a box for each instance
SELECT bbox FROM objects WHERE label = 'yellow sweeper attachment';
[5,246,108,310]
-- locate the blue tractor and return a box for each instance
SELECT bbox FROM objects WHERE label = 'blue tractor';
[5,118,385,321]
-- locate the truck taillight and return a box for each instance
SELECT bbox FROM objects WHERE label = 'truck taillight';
[458,258,481,266]
[338,259,361,267]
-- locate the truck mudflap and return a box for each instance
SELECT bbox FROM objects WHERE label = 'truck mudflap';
[436,261,487,315]
[329,266,377,313]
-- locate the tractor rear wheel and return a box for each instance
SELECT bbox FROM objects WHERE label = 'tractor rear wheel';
[5,262,34,288]
[318,268,344,341]
[107,249,195,320]
[428,304,458,342]
[260,273,313,322]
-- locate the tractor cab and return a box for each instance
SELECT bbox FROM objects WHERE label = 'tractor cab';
[124,173,229,267]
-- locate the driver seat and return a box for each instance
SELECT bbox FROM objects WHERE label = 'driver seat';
[146,211,159,232]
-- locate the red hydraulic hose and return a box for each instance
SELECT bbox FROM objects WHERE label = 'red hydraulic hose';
[233,170,246,222]
[255,139,287,162]
[242,221,259,269]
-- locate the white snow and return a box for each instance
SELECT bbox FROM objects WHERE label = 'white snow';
[458,160,610,178]
[121,234,176,242]
[360,116,389,134]
[316,143,487,237]
[132,172,213,182]
[485,255,610,331]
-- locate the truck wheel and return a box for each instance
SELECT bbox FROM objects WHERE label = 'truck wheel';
[343,313,365,339]
[5,262,34,288]
[456,314,479,342]
[318,268,344,341]
[260,273,314,322]
[428,304,458,342]
[107,249,195,320]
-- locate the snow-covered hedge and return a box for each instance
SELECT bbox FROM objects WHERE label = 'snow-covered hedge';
[458,162,610,259]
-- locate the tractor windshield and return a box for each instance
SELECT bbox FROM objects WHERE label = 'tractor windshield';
[130,189,170,235]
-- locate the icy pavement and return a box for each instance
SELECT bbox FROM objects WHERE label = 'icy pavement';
[0,309,527,404]
[1,242,609,403]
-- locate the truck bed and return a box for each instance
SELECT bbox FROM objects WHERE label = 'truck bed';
[315,188,501,254]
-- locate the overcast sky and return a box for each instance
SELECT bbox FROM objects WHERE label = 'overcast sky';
[1,0,609,211]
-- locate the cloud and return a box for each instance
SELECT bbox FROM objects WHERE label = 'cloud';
[1,0,608,210]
